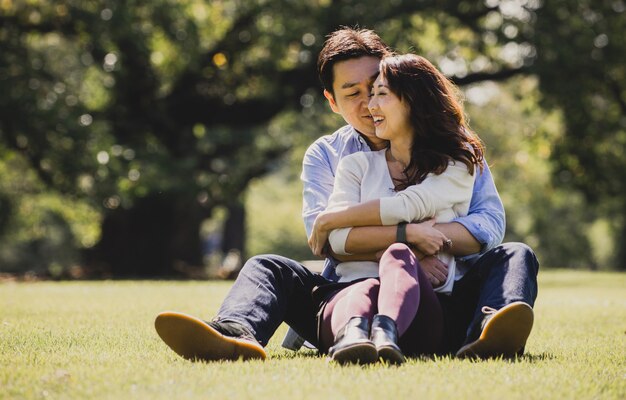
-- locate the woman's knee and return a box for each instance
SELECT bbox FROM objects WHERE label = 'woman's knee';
[380,243,416,274]
[327,280,380,316]
[356,278,380,296]
[381,243,414,262]
[384,242,412,254]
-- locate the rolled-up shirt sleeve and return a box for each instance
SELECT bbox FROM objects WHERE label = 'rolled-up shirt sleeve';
[301,143,336,238]
[379,161,476,225]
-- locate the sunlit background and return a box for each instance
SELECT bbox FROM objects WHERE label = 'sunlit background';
[0,0,623,278]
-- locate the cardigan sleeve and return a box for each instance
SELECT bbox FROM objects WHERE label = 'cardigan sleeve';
[326,154,365,255]
[379,161,476,225]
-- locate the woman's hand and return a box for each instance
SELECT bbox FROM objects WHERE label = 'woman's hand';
[308,211,332,257]
[406,219,451,256]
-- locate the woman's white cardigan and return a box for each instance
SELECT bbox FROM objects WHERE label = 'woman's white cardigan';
[326,149,476,294]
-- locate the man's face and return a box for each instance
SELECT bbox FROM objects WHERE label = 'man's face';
[324,56,387,150]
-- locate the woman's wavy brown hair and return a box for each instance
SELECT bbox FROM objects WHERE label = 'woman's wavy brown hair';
[380,54,484,190]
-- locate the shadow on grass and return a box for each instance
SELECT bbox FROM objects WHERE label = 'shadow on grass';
[272,350,557,364]
[405,351,558,364]
[451,352,557,364]
[515,352,557,362]
[271,349,322,360]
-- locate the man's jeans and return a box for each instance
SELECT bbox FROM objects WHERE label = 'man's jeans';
[216,242,539,353]
[437,242,540,353]
[215,255,330,347]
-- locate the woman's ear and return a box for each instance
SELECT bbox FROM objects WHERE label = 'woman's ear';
[323,89,340,114]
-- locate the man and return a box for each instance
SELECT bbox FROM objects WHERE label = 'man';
[155,27,539,361]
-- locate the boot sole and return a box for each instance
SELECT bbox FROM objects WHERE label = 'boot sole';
[377,346,406,365]
[331,342,378,365]
[456,301,534,359]
[155,311,267,361]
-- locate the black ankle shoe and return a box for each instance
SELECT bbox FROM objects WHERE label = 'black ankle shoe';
[329,316,377,365]
[370,314,405,365]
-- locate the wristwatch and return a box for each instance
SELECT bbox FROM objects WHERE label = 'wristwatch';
[396,222,408,245]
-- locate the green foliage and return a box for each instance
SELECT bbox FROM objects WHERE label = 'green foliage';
[0,0,310,274]
[466,77,602,268]
[0,146,100,275]
[1,271,625,399]
[533,0,626,267]
[246,170,310,262]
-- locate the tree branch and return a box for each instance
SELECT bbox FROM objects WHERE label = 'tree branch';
[607,77,626,116]
[451,66,531,86]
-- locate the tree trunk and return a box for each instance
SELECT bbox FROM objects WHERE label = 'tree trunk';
[221,201,246,258]
[84,192,206,277]
[218,201,246,279]
[617,206,626,271]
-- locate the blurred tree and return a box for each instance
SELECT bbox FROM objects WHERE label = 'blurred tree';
[1,0,537,276]
[466,77,600,269]
[0,144,100,276]
[532,0,626,269]
[0,0,621,275]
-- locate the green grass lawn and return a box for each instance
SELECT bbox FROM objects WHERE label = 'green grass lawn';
[1,270,625,399]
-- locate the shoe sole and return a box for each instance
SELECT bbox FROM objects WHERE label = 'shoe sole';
[456,301,534,359]
[331,342,378,365]
[154,311,267,361]
[377,346,406,365]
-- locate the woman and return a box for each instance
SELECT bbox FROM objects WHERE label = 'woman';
[309,54,484,364]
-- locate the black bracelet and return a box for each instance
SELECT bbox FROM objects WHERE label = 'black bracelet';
[396,222,408,244]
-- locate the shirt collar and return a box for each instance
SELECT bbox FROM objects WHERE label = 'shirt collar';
[348,126,372,152]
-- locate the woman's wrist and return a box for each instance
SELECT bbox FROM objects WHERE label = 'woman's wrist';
[405,223,416,246]
[317,210,336,231]
[405,223,427,250]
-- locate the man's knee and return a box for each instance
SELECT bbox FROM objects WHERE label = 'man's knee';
[240,254,301,278]
[241,254,274,272]
[501,242,534,255]
[500,242,540,275]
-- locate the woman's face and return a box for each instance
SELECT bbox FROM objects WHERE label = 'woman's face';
[368,74,412,142]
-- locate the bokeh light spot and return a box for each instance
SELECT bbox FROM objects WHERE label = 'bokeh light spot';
[101,8,113,21]
[79,114,93,126]
[128,169,140,181]
[97,151,110,165]
[193,124,206,139]
[213,53,228,68]
[104,196,121,209]
[302,33,316,46]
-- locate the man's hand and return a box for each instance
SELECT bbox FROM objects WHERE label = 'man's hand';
[418,256,448,288]
[308,211,331,257]
[406,219,451,256]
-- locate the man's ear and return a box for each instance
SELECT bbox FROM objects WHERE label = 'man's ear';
[323,89,340,114]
